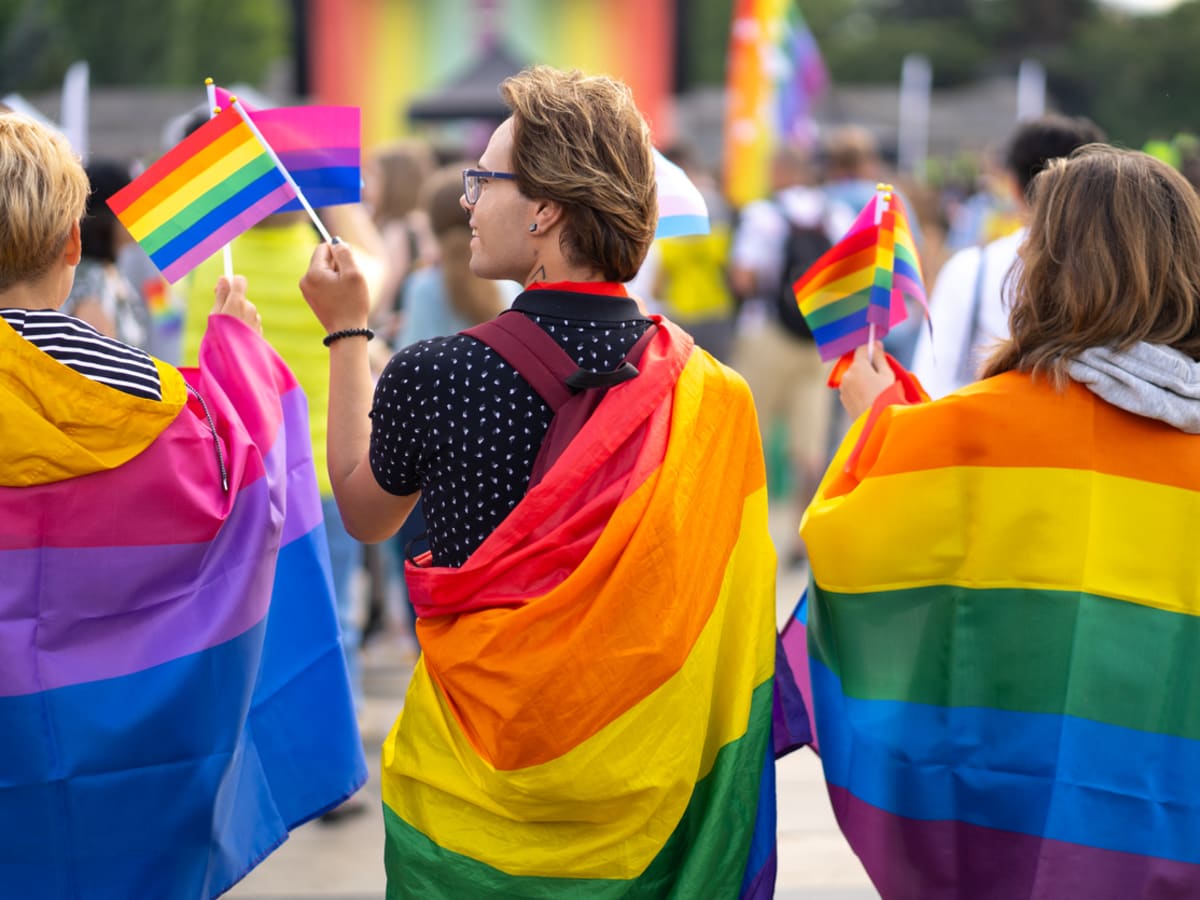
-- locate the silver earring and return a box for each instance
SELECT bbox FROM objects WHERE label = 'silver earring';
[528,223,537,232]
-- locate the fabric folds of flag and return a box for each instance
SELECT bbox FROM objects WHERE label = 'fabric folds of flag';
[793,190,927,361]
[213,86,361,211]
[382,321,781,898]
[798,372,1200,899]
[108,105,297,283]
[0,315,366,899]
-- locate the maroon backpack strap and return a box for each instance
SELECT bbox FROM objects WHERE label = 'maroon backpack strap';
[462,311,576,411]
[463,311,658,488]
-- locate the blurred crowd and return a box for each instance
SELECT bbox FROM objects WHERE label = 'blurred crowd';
[47,102,1130,751]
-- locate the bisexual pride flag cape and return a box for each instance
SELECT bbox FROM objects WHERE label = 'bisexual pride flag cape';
[383,321,783,898]
[797,371,1200,899]
[0,314,366,899]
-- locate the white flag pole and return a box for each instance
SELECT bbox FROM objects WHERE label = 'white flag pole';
[229,96,332,243]
[204,78,235,280]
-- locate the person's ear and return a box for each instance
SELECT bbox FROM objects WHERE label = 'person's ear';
[531,200,564,233]
[64,219,82,266]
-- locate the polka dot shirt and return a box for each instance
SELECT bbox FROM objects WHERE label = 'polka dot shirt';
[369,287,652,568]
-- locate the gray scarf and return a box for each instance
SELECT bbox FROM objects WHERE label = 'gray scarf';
[1067,343,1200,433]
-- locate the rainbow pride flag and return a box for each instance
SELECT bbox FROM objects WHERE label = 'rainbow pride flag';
[795,371,1200,898]
[793,188,927,362]
[0,315,366,898]
[382,321,784,898]
[213,86,361,211]
[723,0,829,206]
[108,105,297,283]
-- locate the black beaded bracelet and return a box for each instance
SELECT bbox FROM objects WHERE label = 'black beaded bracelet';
[322,327,375,347]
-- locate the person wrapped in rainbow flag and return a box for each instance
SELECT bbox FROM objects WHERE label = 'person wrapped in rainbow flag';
[794,144,1200,898]
[0,113,365,898]
[300,66,795,898]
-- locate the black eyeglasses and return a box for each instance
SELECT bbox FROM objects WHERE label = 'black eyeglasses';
[462,168,516,205]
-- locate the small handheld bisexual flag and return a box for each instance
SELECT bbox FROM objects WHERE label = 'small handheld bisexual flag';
[792,186,928,362]
[213,86,361,212]
[108,105,297,283]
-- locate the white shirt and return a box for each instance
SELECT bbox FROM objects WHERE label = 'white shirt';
[910,227,1026,399]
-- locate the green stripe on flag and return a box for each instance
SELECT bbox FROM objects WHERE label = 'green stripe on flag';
[382,679,773,899]
[810,582,1200,740]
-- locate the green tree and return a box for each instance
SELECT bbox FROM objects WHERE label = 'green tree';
[0,0,289,91]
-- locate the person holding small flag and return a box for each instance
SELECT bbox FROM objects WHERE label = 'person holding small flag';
[0,110,365,899]
[794,144,1200,899]
[299,65,790,898]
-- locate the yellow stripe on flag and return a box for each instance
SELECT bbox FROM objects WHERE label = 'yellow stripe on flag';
[124,130,263,240]
[381,487,776,879]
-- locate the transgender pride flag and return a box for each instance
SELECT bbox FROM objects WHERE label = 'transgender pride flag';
[0,315,366,898]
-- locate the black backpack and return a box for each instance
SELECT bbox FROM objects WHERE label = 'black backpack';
[774,201,833,342]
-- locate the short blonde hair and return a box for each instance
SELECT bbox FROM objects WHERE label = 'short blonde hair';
[500,66,656,283]
[0,114,88,290]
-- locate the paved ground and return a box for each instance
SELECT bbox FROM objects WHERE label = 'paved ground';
[227,506,880,900]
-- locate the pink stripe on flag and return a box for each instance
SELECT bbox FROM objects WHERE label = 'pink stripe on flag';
[161,183,296,283]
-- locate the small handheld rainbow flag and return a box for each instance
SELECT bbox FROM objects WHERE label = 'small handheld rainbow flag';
[793,185,928,362]
[108,105,297,283]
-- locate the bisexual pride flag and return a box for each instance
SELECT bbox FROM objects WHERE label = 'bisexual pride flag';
[384,320,785,898]
[0,314,366,898]
[213,86,361,212]
[796,370,1200,899]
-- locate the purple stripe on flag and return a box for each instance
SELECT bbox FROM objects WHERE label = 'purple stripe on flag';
[828,783,1200,900]
[160,183,296,283]
[816,325,872,362]
[740,847,778,900]
[780,616,817,752]
[277,147,359,171]
[0,388,320,697]
[0,475,275,697]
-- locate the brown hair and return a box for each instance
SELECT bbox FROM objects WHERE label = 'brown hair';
[500,66,656,282]
[367,138,436,226]
[983,145,1200,384]
[420,164,504,326]
[0,115,88,290]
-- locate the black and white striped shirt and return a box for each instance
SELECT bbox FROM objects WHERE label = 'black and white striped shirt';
[1,308,162,401]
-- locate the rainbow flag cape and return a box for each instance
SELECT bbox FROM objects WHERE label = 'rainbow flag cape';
[213,86,361,211]
[795,372,1200,898]
[0,315,366,898]
[382,321,783,898]
[723,0,829,206]
[793,188,927,362]
[108,105,297,284]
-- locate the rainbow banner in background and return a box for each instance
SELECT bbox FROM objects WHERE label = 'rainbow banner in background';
[797,372,1200,899]
[382,321,784,898]
[723,0,829,207]
[0,315,366,898]
[108,105,296,283]
[793,187,927,361]
[306,0,676,151]
[213,86,362,211]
